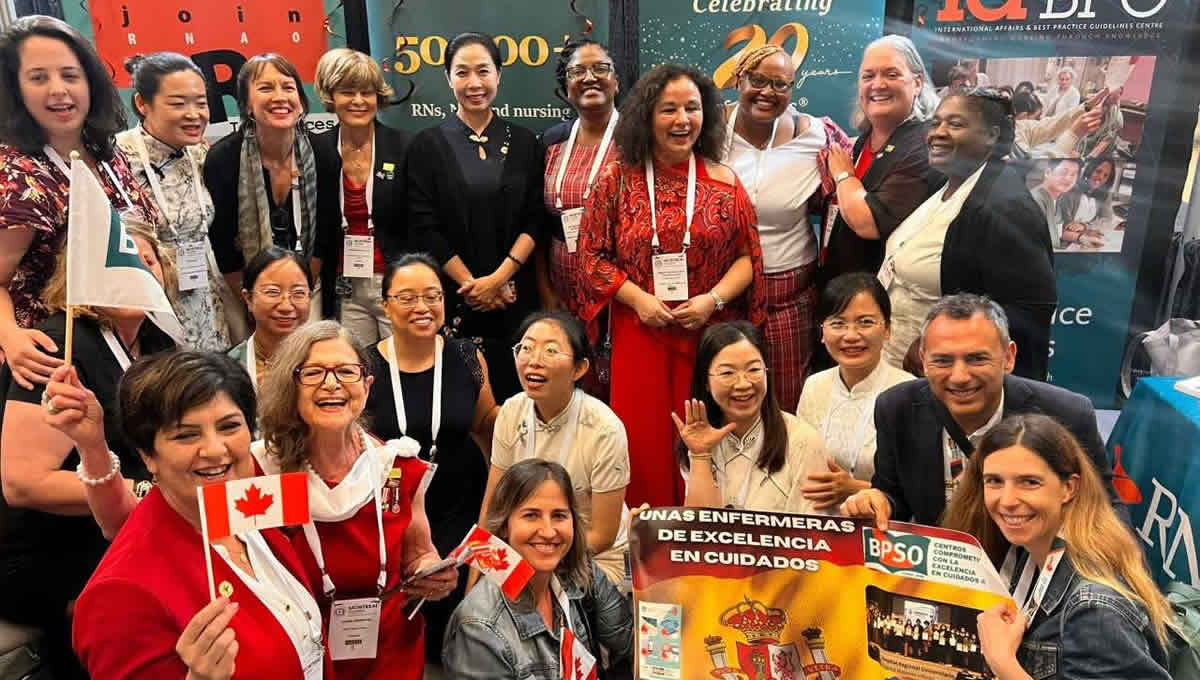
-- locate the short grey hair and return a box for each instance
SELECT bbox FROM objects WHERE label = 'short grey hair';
[919,294,1011,351]
[851,35,940,133]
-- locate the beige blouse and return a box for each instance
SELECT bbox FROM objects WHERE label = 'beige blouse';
[796,361,916,483]
[881,163,986,368]
[682,412,827,514]
[492,390,630,582]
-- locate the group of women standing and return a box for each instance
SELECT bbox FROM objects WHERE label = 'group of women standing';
[0,11,1175,680]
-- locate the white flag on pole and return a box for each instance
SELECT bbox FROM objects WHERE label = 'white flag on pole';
[65,157,174,314]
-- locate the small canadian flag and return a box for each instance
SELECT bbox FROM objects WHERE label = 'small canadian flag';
[450,524,535,600]
[199,472,310,540]
[560,627,598,680]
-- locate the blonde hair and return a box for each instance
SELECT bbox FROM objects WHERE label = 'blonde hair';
[733,44,790,79]
[42,216,177,322]
[259,320,371,472]
[314,47,393,112]
[942,414,1174,645]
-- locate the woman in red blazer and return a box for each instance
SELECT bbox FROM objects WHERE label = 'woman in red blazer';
[43,351,330,679]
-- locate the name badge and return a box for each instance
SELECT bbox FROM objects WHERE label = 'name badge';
[822,204,840,251]
[343,235,375,279]
[177,241,209,292]
[328,596,381,660]
[651,252,689,302]
[560,207,583,254]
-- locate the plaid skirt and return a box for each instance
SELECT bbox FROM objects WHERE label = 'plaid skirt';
[764,262,819,412]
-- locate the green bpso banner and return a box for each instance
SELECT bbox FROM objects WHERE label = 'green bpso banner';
[366,0,608,134]
[638,0,886,132]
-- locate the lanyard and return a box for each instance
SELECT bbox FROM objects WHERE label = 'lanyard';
[645,153,697,251]
[99,327,133,370]
[44,145,134,210]
[942,430,967,503]
[245,333,260,391]
[820,384,877,478]
[131,129,203,227]
[384,336,443,462]
[337,127,375,234]
[302,432,388,599]
[290,151,303,249]
[523,389,583,467]
[553,111,619,210]
[1000,538,1068,623]
[723,104,779,204]
[550,575,574,633]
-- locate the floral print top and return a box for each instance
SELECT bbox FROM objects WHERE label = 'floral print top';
[0,143,159,328]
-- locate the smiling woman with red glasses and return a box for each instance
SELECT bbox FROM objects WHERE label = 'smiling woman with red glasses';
[254,321,458,680]
[721,43,853,412]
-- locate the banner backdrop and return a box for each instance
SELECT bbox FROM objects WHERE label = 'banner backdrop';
[62,0,345,134]
[638,0,886,132]
[632,507,1013,680]
[909,1,1194,409]
[364,0,608,134]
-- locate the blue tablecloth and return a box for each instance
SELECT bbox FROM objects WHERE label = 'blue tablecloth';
[1107,377,1200,588]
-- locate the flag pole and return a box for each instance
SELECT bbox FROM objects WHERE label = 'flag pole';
[64,151,81,369]
[196,488,217,601]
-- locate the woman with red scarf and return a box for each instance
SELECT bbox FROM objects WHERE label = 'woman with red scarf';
[575,64,765,507]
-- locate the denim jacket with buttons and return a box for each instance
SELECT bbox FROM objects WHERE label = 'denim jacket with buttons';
[1013,550,1171,679]
[443,563,633,679]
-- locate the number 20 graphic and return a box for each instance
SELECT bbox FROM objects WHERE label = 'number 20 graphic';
[713,23,810,89]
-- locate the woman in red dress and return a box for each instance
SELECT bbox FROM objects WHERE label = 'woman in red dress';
[575,64,766,508]
[255,320,457,680]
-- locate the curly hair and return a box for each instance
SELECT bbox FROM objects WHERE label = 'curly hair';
[0,15,127,161]
[733,44,789,80]
[613,63,726,165]
[944,87,1016,160]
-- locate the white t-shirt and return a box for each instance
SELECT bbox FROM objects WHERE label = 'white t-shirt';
[725,108,826,273]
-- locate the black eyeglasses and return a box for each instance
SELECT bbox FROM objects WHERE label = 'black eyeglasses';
[294,364,366,386]
[566,63,614,80]
[744,71,793,93]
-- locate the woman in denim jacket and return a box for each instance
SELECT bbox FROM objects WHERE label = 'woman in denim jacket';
[944,414,1174,679]
[444,459,633,679]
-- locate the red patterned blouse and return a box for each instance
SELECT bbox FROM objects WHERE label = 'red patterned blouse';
[574,158,766,330]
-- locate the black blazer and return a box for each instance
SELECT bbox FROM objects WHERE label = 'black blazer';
[818,118,929,291]
[312,121,413,317]
[872,375,1119,527]
[934,159,1057,380]
[203,127,340,276]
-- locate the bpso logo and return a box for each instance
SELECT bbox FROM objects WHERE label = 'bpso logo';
[863,528,931,576]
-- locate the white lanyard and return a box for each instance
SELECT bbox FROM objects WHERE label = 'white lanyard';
[724,104,779,204]
[99,327,133,370]
[302,440,388,598]
[1000,539,1067,623]
[290,151,303,249]
[384,336,443,462]
[553,111,618,209]
[131,129,203,227]
[245,334,259,390]
[523,389,583,467]
[337,128,375,234]
[44,145,134,210]
[820,386,877,478]
[645,153,697,251]
[550,575,574,633]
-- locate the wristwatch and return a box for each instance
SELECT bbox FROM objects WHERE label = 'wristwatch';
[709,290,726,311]
[834,170,852,184]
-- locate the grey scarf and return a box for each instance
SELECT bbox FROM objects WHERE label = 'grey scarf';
[236,122,319,263]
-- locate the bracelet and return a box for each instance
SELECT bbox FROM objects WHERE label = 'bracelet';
[76,450,120,487]
[506,254,524,268]
[688,451,714,463]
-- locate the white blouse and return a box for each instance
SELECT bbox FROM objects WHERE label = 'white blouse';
[682,412,827,514]
[725,107,826,273]
[796,361,916,482]
[881,163,986,368]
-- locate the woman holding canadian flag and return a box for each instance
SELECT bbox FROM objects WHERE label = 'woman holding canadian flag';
[48,351,331,679]
[254,320,458,680]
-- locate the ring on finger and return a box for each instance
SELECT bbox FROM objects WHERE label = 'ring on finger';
[45,396,60,415]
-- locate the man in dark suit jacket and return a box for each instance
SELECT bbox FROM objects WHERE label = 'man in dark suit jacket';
[843,293,1120,527]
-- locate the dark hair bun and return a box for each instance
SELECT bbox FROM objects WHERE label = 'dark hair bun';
[124,53,145,75]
